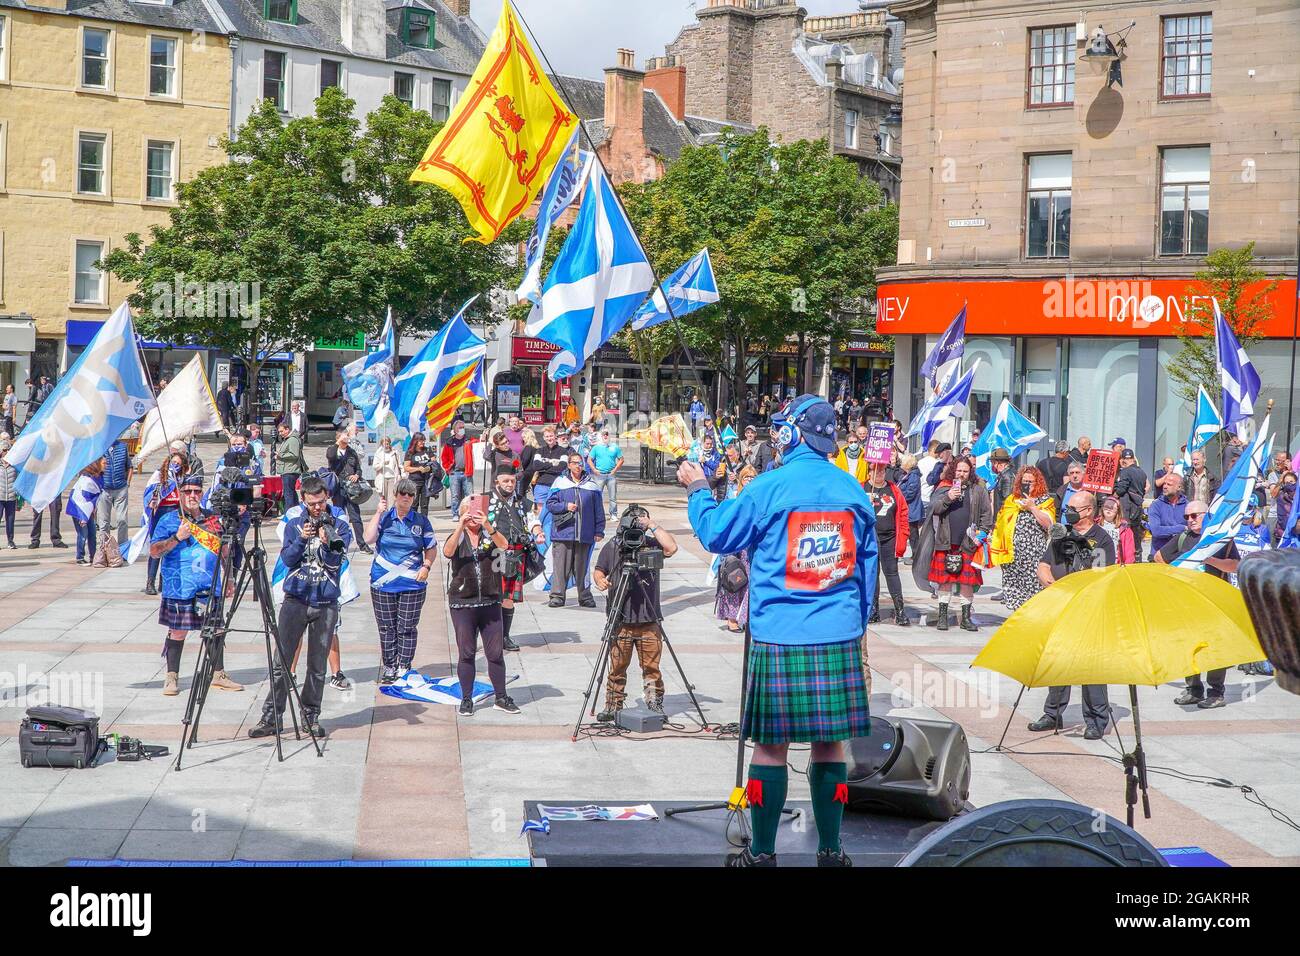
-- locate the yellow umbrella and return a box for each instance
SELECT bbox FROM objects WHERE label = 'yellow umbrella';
[973,563,1263,687]
[972,562,1264,829]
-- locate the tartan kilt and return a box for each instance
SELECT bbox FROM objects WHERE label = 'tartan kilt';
[928,547,984,587]
[158,596,203,631]
[501,544,525,602]
[742,638,870,744]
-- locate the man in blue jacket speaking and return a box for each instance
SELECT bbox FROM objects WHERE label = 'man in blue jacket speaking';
[678,394,877,867]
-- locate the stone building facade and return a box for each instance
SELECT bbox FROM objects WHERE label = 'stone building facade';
[878,0,1300,471]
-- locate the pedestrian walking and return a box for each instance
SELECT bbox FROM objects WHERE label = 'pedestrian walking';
[274,421,308,510]
[326,429,369,552]
[0,439,17,549]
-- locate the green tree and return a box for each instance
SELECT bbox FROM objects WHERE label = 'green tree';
[618,128,898,412]
[1168,243,1279,408]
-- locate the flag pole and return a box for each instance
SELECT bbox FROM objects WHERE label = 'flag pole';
[509,0,711,421]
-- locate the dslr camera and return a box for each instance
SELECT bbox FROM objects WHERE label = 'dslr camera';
[303,514,347,553]
[615,504,662,572]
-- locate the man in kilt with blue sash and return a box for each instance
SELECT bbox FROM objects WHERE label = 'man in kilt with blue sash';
[679,394,878,867]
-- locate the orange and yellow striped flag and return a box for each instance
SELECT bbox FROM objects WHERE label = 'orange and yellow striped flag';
[409,3,577,244]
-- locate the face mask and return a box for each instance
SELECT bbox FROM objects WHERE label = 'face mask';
[1064,508,1081,525]
[455,429,465,438]
[847,442,860,452]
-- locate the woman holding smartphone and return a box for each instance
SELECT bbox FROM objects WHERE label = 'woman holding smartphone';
[922,457,992,632]
[443,502,519,716]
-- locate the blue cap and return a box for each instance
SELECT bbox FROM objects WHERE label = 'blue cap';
[772,393,838,456]
[179,474,204,490]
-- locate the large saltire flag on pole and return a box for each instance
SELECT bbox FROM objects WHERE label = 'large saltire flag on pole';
[970,399,1047,484]
[8,302,154,512]
[1174,385,1223,477]
[135,354,224,462]
[631,248,720,331]
[343,308,399,429]
[524,163,656,381]
[392,296,487,437]
[409,2,578,245]
[918,303,967,390]
[1215,301,1262,440]
[906,360,981,448]
[516,129,592,305]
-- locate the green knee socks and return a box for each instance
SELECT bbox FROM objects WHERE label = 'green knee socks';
[745,764,788,857]
[807,761,849,853]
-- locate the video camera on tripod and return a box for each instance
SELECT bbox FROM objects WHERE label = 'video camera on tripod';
[1049,523,1101,574]
[614,504,663,573]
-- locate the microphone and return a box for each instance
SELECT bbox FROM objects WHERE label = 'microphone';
[1048,523,1067,542]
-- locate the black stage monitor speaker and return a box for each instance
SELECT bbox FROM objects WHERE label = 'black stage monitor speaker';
[1239,549,1300,696]
[897,799,1169,867]
[845,716,970,821]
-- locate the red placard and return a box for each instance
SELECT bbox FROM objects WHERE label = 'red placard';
[1082,450,1120,495]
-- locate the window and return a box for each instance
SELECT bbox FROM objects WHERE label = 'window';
[320,59,341,95]
[78,133,107,194]
[878,129,893,155]
[394,72,415,108]
[263,50,286,111]
[1161,15,1211,98]
[1026,153,1071,258]
[149,36,177,96]
[75,241,105,304]
[844,109,859,150]
[146,141,174,201]
[264,0,297,24]
[1160,146,1210,255]
[431,78,451,122]
[82,28,110,89]
[1027,26,1075,106]
[402,8,435,49]
[0,15,8,83]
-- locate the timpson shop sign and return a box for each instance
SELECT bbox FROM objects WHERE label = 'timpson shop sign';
[875,277,1298,337]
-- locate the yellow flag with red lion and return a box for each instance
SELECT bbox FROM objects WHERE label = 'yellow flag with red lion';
[409,2,577,244]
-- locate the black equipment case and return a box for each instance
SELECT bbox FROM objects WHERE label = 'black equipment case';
[18,705,101,769]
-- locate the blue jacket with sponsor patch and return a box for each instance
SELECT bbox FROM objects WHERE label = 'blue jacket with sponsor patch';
[687,442,878,646]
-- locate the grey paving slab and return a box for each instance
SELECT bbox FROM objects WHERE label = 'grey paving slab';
[117,828,243,862]
[26,792,151,829]
[3,827,129,866]
[233,829,356,861]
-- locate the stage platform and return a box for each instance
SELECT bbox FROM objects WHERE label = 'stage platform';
[524,800,957,867]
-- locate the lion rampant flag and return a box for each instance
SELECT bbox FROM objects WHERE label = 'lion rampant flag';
[409,2,577,244]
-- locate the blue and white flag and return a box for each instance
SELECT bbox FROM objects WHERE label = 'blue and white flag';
[1175,385,1224,476]
[970,399,1047,484]
[516,130,592,306]
[1215,302,1262,440]
[392,296,486,437]
[8,302,154,512]
[121,466,176,565]
[525,164,656,381]
[66,475,103,524]
[918,304,967,390]
[1173,414,1271,572]
[907,360,980,447]
[343,308,398,430]
[631,248,720,331]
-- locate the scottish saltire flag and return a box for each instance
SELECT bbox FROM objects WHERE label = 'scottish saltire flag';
[271,504,360,606]
[970,399,1047,484]
[918,304,967,390]
[525,164,656,380]
[908,360,981,448]
[1173,415,1272,572]
[8,302,154,512]
[1215,302,1262,440]
[66,475,103,524]
[392,296,487,437]
[343,308,399,430]
[631,248,720,331]
[1175,385,1224,476]
[121,467,175,565]
[517,130,592,305]
[719,424,739,447]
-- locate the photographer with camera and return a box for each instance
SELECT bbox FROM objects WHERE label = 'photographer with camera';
[487,463,544,652]
[213,432,262,571]
[149,474,243,697]
[592,506,679,722]
[364,478,438,684]
[1028,490,1116,739]
[248,475,352,740]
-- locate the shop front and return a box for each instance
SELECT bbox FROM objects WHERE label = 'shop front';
[510,335,569,426]
[831,333,895,418]
[307,332,366,421]
[877,275,1300,469]
[0,315,35,401]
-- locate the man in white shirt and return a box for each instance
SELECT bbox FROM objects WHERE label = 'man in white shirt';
[917,440,942,505]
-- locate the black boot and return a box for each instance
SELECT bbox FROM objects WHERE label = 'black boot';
[868,608,881,625]
[960,605,979,632]
[936,604,949,630]
[893,601,911,627]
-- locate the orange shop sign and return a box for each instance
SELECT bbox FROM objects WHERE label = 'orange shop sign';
[875,277,1298,338]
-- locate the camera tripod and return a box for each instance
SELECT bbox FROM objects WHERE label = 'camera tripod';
[176,516,321,769]
[569,553,708,741]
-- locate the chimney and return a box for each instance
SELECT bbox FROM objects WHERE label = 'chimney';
[645,55,687,122]
[341,0,388,59]
[447,0,471,16]
[605,48,645,136]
